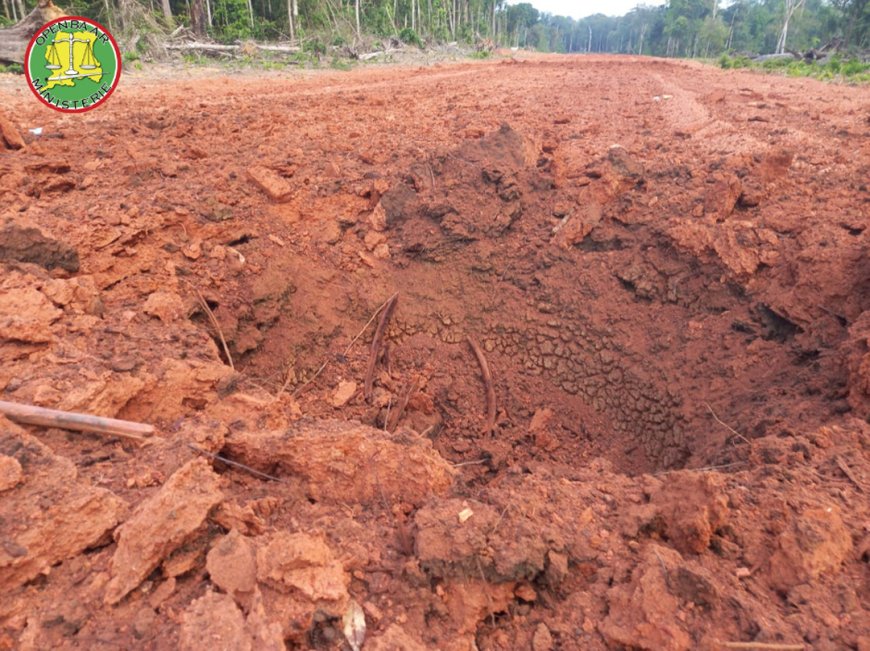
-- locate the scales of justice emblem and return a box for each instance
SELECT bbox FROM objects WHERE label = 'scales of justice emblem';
[44,30,102,81]
[25,16,121,112]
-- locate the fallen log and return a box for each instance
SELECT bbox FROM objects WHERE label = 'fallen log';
[0,0,66,66]
[0,399,155,442]
[358,48,402,61]
[164,41,301,55]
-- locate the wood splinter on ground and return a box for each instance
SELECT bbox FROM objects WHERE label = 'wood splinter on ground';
[364,292,399,402]
[0,399,155,443]
[718,642,805,650]
[467,336,497,435]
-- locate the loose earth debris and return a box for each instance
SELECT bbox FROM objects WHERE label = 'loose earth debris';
[0,54,868,650]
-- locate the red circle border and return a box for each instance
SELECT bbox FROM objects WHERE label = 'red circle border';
[24,16,122,113]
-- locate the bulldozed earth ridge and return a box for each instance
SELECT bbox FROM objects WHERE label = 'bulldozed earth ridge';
[0,54,868,650]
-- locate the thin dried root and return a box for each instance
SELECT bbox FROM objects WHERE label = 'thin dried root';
[467,336,496,435]
[364,292,399,401]
[188,283,235,371]
[385,378,418,432]
[718,642,804,650]
[186,443,283,482]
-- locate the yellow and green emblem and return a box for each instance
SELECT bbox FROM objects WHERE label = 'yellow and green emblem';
[25,17,121,112]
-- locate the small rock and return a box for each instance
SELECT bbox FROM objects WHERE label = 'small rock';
[142,291,185,323]
[650,472,728,554]
[369,202,387,232]
[105,459,223,604]
[331,381,358,408]
[372,243,390,260]
[515,583,537,602]
[0,286,62,344]
[0,455,23,492]
[179,591,252,651]
[768,506,853,590]
[0,223,79,271]
[182,240,202,260]
[532,622,553,651]
[735,567,751,578]
[545,550,568,585]
[148,577,177,609]
[321,220,342,245]
[248,165,294,202]
[0,111,25,150]
[364,231,386,251]
[132,607,156,639]
[206,530,257,604]
[256,532,349,607]
[209,244,227,260]
[529,407,555,430]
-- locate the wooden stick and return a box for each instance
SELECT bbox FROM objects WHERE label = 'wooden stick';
[364,293,399,401]
[0,399,154,442]
[718,642,804,650]
[467,336,496,435]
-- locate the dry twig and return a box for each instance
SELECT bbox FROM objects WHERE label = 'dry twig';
[385,379,418,432]
[186,443,283,482]
[344,292,399,358]
[451,458,489,468]
[718,642,804,650]
[188,283,235,371]
[273,291,400,401]
[704,402,751,445]
[290,360,330,398]
[0,399,154,443]
[467,336,496,435]
[834,456,864,492]
[364,293,399,401]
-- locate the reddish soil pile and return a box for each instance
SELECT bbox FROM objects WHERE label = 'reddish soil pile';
[0,55,868,650]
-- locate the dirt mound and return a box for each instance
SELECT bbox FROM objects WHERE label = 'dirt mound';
[0,56,868,650]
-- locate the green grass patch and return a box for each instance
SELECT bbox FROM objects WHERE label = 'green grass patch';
[718,53,870,83]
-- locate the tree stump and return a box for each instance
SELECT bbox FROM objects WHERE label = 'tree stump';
[0,0,66,66]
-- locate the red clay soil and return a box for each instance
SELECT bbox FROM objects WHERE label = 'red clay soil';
[0,54,868,650]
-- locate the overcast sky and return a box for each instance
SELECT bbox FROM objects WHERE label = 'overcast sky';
[511,0,667,19]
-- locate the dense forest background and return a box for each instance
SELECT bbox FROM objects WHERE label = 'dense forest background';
[1,0,867,56]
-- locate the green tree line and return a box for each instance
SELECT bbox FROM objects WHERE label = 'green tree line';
[2,0,867,53]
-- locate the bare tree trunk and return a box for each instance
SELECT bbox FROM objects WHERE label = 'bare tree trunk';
[491,0,495,39]
[102,0,114,32]
[0,0,66,64]
[638,23,646,54]
[160,0,173,22]
[726,6,737,50]
[355,0,360,38]
[190,0,207,35]
[287,0,295,40]
[777,0,805,54]
[246,0,254,28]
[587,25,591,52]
